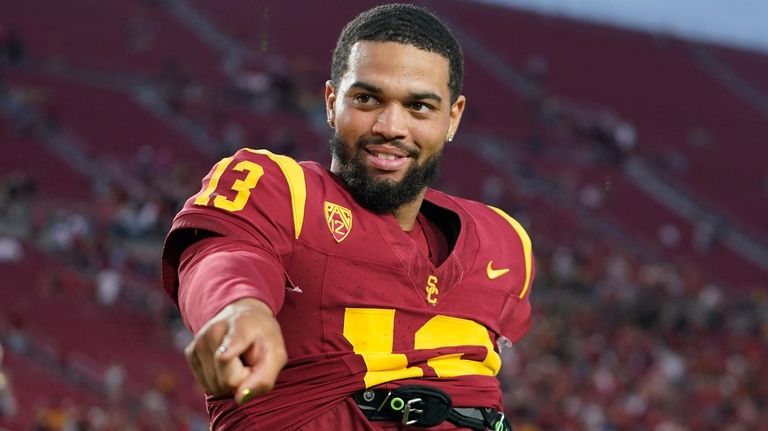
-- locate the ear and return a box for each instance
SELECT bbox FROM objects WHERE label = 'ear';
[325,80,337,128]
[447,95,466,141]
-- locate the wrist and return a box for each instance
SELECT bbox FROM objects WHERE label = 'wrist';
[221,297,274,318]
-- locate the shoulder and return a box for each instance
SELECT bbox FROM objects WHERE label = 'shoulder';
[428,190,532,244]
[175,148,330,241]
[429,189,534,299]
[194,148,306,213]
[162,149,332,289]
[163,149,325,299]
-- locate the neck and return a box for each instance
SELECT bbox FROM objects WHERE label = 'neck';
[393,189,427,231]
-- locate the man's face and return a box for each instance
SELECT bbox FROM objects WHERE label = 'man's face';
[325,41,465,213]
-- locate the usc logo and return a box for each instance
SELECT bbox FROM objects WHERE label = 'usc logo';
[425,275,439,305]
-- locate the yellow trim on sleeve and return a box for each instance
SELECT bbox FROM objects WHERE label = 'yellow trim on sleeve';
[244,149,307,239]
[487,205,533,299]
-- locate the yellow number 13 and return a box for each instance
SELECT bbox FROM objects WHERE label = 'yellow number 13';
[194,157,264,212]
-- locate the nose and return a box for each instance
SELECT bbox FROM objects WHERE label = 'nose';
[371,104,408,141]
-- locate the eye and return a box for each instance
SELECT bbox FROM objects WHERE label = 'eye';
[409,102,434,113]
[353,94,379,105]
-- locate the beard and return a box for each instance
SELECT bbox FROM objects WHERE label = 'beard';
[329,133,442,214]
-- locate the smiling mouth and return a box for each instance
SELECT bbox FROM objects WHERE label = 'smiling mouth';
[367,150,403,160]
[363,147,413,172]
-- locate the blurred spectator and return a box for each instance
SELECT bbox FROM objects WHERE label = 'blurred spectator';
[658,223,682,248]
[31,398,85,431]
[0,237,22,262]
[6,315,29,355]
[95,267,122,306]
[103,362,125,402]
[0,343,18,418]
[692,216,722,253]
[0,26,25,64]
[0,171,37,225]
[578,183,604,208]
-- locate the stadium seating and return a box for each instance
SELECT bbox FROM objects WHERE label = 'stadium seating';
[0,0,223,83]
[432,0,768,239]
[0,124,90,201]
[4,69,211,166]
[1,0,767,428]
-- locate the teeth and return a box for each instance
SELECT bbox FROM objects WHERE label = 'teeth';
[374,152,397,160]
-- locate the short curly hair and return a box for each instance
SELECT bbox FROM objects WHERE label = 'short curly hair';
[331,3,464,104]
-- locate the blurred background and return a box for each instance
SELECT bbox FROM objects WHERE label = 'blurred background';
[0,0,766,429]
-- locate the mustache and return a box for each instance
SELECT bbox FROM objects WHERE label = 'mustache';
[358,136,419,158]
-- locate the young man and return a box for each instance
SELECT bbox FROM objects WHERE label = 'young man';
[161,4,534,430]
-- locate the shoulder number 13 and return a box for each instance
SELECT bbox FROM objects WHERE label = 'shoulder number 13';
[194,157,263,212]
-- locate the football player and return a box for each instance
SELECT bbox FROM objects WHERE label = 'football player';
[162,4,533,430]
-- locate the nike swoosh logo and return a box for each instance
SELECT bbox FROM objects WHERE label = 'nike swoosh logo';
[487,261,510,279]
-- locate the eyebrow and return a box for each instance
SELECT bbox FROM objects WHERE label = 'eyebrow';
[349,81,443,104]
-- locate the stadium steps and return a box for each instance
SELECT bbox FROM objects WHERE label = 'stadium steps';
[429,1,768,283]
[688,45,768,118]
[708,44,768,97]
[4,71,209,164]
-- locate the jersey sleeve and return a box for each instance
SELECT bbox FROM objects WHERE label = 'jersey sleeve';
[161,148,308,302]
[486,205,535,344]
[177,236,286,333]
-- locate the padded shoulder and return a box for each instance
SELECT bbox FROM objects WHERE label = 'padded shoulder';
[161,148,307,299]
[188,148,307,240]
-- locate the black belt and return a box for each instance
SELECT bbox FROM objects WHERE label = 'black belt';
[353,386,512,430]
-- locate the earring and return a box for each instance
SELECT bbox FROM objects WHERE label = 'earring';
[447,134,454,142]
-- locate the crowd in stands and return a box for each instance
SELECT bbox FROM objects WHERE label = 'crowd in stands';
[1,3,767,431]
[506,232,768,431]
[0,169,205,429]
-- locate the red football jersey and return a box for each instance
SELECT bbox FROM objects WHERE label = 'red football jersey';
[162,149,534,430]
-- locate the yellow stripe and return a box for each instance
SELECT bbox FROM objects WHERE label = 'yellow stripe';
[487,205,533,299]
[245,149,306,239]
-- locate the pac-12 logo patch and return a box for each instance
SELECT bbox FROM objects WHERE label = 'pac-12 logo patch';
[324,201,352,243]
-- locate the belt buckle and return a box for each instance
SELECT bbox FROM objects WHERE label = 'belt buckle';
[401,397,424,425]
